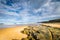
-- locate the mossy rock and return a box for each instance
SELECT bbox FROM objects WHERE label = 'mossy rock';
[21,26,60,40]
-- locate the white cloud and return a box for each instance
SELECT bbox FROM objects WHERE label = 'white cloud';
[33,0,60,18]
[0,0,60,25]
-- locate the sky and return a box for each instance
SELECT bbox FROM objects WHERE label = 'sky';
[0,0,60,25]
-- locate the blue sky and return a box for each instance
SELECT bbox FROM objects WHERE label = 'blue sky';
[0,0,60,25]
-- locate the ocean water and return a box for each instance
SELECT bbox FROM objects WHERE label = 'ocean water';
[0,23,41,28]
[0,25,15,28]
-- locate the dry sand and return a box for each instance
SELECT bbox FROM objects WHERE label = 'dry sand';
[0,26,28,40]
[42,23,60,28]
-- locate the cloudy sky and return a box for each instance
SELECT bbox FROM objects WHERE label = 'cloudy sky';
[0,0,60,25]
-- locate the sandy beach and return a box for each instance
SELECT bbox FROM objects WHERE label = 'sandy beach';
[0,26,28,40]
[42,23,60,28]
[0,23,60,40]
